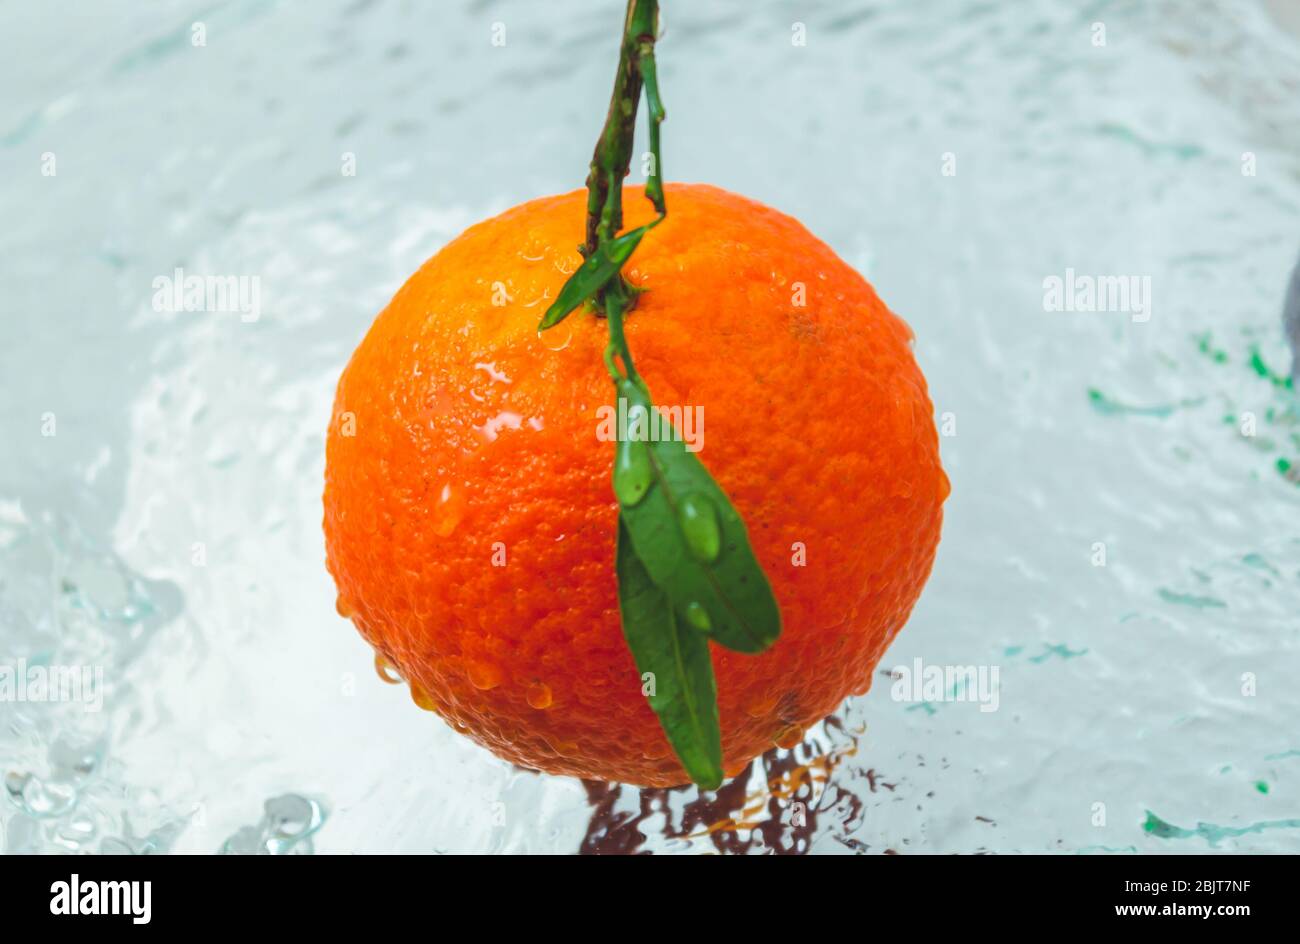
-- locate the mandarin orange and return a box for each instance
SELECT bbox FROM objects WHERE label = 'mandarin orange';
[324,183,947,787]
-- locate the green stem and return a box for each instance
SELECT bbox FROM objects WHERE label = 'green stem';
[603,287,635,382]
[584,0,662,328]
[637,36,666,216]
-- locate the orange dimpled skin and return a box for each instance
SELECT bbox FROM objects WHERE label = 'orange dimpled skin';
[324,184,947,787]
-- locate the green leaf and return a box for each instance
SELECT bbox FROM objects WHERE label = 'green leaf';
[616,518,723,789]
[613,377,782,654]
[538,222,655,331]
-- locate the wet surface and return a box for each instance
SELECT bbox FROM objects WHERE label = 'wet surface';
[3,0,1300,853]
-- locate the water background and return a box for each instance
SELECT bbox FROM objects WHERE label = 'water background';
[3,0,1300,854]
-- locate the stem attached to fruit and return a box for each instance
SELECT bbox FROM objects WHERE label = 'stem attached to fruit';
[554,1,780,790]
[584,0,661,257]
[583,1,665,388]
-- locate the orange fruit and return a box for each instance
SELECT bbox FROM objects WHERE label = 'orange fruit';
[324,183,947,787]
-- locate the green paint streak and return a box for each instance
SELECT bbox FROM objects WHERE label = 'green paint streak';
[1087,388,1171,417]
[1087,388,1203,418]
[1028,643,1088,664]
[1143,810,1300,848]
[1095,123,1204,159]
[1195,331,1230,364]
[1249,348,1270,378]
[110,3,229,75]
[1249,345,1294,389]
[1242,553,1280,577]
[1276,458,1300,485]
[1157,587,1227,610]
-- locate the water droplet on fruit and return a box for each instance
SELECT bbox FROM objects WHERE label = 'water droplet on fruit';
[374,653,402,684]
[678,493,721,562]
[613,437,653,507]
[773,724,804,750]
[526,682,553,709]
[473,361,511,385]
[538,323,572,352]
[410,683,438,713]
[335,595,353,618]
[937,468,951,502]
[684,601,711,632]
[474,410,524,444]
[433,483,464,537]
[466,660,502,691]
[745,697,778,720]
